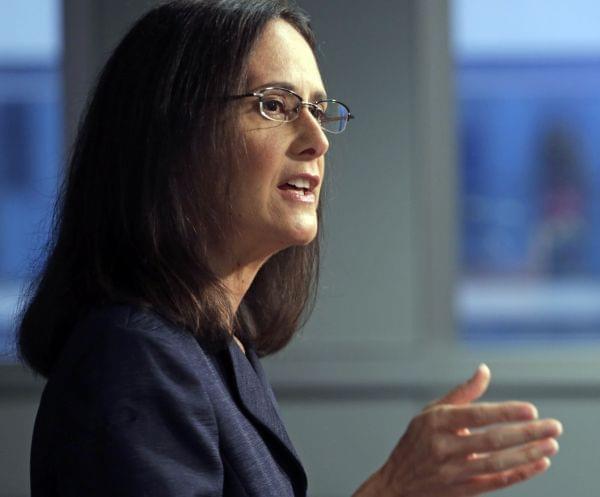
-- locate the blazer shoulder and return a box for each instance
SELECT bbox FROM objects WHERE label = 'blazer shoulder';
[33,304,226,496]
[50,305,221,425]
[50,306,220,404]
[59,304,214,372]
[76,304,200,349]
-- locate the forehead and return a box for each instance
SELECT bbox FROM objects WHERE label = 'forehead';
[247,19,325,99]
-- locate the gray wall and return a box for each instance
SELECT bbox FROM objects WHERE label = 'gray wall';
[1,1,598,496]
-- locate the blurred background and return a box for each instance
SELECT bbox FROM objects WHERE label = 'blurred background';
[2,0,600,495]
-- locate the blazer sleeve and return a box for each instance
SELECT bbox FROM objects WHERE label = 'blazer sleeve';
[54,317,223,497]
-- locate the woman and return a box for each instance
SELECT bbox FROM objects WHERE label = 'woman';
[18,1,562,496]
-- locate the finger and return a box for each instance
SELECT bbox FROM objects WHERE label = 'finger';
[457,457,551,496]
[432,364,491,407]
[455,438,558,480]
[449,419,563,456]
[435,401,538,430]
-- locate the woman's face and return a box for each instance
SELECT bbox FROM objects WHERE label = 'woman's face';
[228,19,329,264]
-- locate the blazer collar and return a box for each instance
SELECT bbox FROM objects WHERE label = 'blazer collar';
[226,340,307,494]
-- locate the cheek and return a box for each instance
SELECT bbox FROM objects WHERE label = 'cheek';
[229,150,279,218]
[241,136,286,186]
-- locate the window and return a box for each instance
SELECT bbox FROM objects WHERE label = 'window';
[453,0,600,341]
[0,1,62,360]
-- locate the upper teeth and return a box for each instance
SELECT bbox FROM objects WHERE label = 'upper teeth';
[287,178,311,189]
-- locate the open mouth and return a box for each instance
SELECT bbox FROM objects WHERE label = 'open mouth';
[278,183,310,195]
[277,175,318,196]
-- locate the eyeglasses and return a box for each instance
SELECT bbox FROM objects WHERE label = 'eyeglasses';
[227,86,354,134]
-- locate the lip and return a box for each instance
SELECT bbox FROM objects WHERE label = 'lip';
[278,188,316,203]
[277,173,320,193]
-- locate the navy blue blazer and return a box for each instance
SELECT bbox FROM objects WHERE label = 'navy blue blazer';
[30,305,308,496]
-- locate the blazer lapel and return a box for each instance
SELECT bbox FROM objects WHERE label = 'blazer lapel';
[226,341,307,490]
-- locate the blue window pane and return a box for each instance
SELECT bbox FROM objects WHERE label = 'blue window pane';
[454,1,600,342]
[0,1,62,361]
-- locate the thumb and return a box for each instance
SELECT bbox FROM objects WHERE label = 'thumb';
[432,363,491,407]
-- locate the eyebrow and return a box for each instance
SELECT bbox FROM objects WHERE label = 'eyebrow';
[252,81,328,101]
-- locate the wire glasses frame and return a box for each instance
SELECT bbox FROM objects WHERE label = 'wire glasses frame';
[227,86,354,134]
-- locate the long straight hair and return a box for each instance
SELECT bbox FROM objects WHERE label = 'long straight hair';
[17,0,322,378]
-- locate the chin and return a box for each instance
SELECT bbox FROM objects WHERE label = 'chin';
[288,223,318,247]
[272,221,317,250]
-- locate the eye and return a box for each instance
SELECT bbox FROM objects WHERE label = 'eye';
[262,97,286,115]
[309,106,325,121]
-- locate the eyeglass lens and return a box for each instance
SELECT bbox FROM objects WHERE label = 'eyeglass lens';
[259,88,350,133]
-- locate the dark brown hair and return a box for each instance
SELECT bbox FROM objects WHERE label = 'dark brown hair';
[16,0,322,378]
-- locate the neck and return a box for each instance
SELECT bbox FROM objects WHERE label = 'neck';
[209,243,272,312]
[220,259,265,313]
[232,334,246,355]
[209,240,281,350]
[217,258,265,357]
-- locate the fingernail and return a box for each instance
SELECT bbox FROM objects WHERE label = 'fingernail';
[544,420,563,437]
[528,404,539,419]
[476,363,489,376]
[543,439,559,455]
[555,420,564,436]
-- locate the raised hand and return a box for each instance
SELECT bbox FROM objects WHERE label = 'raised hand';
[353,364,562,497]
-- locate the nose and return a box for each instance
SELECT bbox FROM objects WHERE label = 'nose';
[291,106,330,159]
